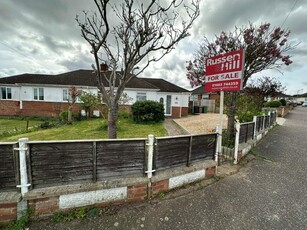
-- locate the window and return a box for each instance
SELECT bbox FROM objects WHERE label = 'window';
[34,88,44,100]
[0,87,12,100]
[63,88,82,102]
[136,92,147,101]
[63,89,70,101]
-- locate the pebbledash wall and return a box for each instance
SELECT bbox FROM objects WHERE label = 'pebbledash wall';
[0,134,217,225]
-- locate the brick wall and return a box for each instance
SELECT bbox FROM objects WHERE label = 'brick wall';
[0,100,82,117]
[171,106,189,118]
[205,166,216,178]
[28,197,59,217]
[0,101,20,116]
[20,101,80,117]
[127,184,148,202]
[151,179,169,196]
[0,202,17,225]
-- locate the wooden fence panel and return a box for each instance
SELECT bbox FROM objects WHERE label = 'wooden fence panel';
[155,136,190,171]
[0,144,17,192]
[190,134,217,163]
[96,139,146,180]
[256,116,264,132]
[239,123,254,144]
[264,115,270,129]
[29,142,93,188]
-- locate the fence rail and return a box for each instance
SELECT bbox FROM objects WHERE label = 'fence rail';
[0,133,217,191]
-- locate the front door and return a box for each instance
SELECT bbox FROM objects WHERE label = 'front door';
[166,95,172,115]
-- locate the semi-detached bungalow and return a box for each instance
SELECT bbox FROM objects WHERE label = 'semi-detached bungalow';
[0,69,190,118]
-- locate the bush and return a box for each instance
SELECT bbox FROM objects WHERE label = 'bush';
[59,111,81,122]
[264,100,282,108]
[279,98,287,106]
[131,100,164,123]
[118,108,131,119]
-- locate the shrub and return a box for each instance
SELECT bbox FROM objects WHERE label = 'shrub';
[279,98,287,106]
[131,100,164,123]
[264,100,282,108]
[118,108,131,119]
[59,110,81,122]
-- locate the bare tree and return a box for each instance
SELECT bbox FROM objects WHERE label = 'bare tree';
[67,86,81,124]
[76,0,200,138]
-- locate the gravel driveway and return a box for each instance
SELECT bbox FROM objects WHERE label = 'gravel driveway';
[173,113,228,134]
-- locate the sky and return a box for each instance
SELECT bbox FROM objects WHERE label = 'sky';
[0,0,306,95]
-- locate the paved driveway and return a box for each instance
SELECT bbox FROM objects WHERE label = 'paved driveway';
[29,107,307,229]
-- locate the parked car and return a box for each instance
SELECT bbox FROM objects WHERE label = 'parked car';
[302,102,307,107]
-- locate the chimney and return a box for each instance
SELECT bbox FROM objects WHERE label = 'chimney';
[100,63,108,72]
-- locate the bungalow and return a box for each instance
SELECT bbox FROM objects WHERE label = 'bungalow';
[0,69,190,118]
[190,85,219,113]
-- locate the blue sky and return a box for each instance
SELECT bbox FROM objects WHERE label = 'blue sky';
[0,0,306,95]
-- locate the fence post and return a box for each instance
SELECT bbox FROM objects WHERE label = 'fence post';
[146,134,155,198]
[253,116,257,139]
[15,138,31,219]
[234,123,240,164]
[215,125,219,163]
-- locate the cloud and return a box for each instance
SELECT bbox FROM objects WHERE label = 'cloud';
[1,0,307,95]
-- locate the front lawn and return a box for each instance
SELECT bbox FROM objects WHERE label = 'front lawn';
[0,118,167,142]
[0,117,43,135]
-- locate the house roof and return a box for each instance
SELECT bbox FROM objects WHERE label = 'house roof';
[139,78,189,93]
[190,85,206,94]
[0,69,190,93]
[0,69,158,90]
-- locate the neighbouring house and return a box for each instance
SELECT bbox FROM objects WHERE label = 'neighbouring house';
[0,69,190,118]
[189,85,219,113]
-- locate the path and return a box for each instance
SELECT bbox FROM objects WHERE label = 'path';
[29,107,307,229]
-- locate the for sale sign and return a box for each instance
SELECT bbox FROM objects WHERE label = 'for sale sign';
[205,49,245,92]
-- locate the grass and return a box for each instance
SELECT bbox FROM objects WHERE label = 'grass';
[0,117,167,142]
[0,117,43,135]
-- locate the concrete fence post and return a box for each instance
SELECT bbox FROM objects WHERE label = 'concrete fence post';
[215,125,219,163]
[145,134,155,198]
[253,116,257,139]
[14,138,31,219]
[234,123,240,164]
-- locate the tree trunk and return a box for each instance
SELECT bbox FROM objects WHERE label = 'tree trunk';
[108,101,119,139]
[227,92,238,141]
[68,105,73,124]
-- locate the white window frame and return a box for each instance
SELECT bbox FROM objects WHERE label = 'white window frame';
[0,87,12,100]
[33,87,44,101]
[136,92,147,101]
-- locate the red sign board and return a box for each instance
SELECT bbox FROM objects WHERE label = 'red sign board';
[205,49,245,92]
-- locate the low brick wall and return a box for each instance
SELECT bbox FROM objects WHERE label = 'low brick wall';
[0,161,216,225]
[171,106,189,118]
[0,192,20,225]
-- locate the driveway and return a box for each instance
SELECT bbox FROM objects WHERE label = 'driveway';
[29,107,307,229]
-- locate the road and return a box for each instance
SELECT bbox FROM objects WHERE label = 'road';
[29,107,307,230]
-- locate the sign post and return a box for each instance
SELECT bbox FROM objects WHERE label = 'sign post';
[205,49,245,162]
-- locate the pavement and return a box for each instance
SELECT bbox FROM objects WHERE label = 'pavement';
[28,107,307,229]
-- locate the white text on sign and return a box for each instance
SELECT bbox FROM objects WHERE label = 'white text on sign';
[206,71,242,82]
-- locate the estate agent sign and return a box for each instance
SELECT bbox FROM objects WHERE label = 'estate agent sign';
[205,49,245,92]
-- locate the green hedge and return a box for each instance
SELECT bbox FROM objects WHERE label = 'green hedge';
[131,100,164,123]
[264,100,282,108]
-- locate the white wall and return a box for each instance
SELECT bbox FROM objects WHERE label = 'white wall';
[19,86,98,102]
